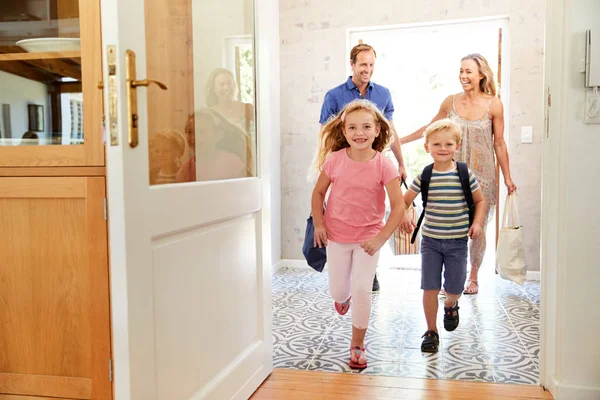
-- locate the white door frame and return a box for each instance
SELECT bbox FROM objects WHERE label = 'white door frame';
[539,0,564,392]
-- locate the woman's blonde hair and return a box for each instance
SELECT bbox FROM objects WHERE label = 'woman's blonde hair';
[311,99,392,177]
[424,118,462,145]
[205,68,238,107]
[461,53,497,97]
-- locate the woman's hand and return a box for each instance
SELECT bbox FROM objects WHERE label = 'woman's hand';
[505,178,517,194]
[314,224,328,248]
[360,236,386,256]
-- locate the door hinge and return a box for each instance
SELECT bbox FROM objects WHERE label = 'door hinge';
[104,198,107,220]
[109,358,113,382]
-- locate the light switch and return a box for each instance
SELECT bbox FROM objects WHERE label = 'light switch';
[521,126,533,143]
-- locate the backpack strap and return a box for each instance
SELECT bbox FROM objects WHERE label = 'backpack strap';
[411,163,433,244]
[456,161,475,226]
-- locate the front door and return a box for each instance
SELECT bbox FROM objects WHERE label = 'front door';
[100,0,274,398]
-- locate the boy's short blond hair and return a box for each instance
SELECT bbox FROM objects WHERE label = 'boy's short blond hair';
[424,118,462,145]
[151,129,186,157]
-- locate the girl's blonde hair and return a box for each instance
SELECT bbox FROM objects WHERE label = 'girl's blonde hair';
[311,99,392,177]
[424,118,462,145]
[461,53,497,97]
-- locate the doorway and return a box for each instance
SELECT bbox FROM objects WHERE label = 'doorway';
[273,16,541,386]
[348,17,509,273]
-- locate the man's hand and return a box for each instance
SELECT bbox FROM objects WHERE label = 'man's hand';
[398,165,408,183]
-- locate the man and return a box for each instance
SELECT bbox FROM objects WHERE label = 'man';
[319,43,408,291]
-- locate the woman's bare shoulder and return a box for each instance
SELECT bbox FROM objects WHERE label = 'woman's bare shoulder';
[489,96,504,116]
[439,94,455,111]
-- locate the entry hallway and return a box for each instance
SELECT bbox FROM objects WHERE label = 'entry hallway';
[271,266,540,383]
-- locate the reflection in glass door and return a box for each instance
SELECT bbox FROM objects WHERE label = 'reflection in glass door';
[144,0,256,185]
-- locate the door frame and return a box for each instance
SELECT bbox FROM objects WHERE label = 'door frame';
[539,0,565,394]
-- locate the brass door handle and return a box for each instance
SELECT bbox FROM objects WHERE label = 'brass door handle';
[131,79,168,90]
[125,49,168,148]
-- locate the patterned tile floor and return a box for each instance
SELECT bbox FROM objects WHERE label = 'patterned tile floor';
[272,264,540,384]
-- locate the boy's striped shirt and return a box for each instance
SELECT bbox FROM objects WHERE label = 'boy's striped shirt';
[409,167,480,239]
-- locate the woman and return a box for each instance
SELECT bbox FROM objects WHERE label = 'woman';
[205,68,255,137]
[401,53,517,295]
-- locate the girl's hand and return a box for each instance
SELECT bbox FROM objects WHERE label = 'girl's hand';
[468,222,483,239]
[360,236,386,256]
[399,214,416,234]
[505,178,517,194]
[314,224,328,248]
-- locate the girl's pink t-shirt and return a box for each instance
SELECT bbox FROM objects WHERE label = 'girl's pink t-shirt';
[322,148,398,243]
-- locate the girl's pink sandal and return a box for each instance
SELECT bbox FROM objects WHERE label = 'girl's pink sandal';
[334,297,351,315]
[349,346,367,369]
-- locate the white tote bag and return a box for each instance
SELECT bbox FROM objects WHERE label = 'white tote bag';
[496,193,527,285]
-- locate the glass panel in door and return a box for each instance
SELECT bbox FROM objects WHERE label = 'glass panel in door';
[144,0,257,185]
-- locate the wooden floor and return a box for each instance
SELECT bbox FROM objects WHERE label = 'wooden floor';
[251,369,554,400]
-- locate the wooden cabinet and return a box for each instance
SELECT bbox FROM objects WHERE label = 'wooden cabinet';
[0,2,112,400]
[0,177,112,400]
[0,0,103,167]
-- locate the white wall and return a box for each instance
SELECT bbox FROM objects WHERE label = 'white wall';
[0,70,48,141]
[542,0,600,398]
[279,0,546,271]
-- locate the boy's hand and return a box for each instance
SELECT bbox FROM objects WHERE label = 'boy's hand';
[399,214,416,234]
[314,224,328,248]
[360,236,386,256]
[468,222,483,239]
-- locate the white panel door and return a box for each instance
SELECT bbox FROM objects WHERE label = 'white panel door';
[100,0,275,398]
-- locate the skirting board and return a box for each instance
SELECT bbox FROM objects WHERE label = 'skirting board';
[279,259,312,269]
[272,260,282,273]
[549,375,600,400]
[276,259,541,281]
[526,271,541,281]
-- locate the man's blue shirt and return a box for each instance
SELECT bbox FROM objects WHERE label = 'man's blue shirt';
[319,76,395,124]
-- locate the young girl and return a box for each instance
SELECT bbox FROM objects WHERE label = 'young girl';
[311,99,405,369]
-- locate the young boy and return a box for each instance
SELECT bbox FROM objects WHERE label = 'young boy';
[399,118,486,353]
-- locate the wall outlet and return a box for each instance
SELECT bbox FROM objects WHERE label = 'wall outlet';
[584,89,600,124]
[521,126,533,143]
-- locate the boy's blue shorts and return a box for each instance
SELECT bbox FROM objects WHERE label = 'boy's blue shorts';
[420,236,468,295]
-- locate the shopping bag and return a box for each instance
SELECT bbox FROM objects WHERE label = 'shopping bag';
[496,193,527,285]
[388,180,420,255]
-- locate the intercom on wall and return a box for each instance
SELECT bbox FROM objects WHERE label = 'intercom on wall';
[584,30,600,124]
[586,30,600,87]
